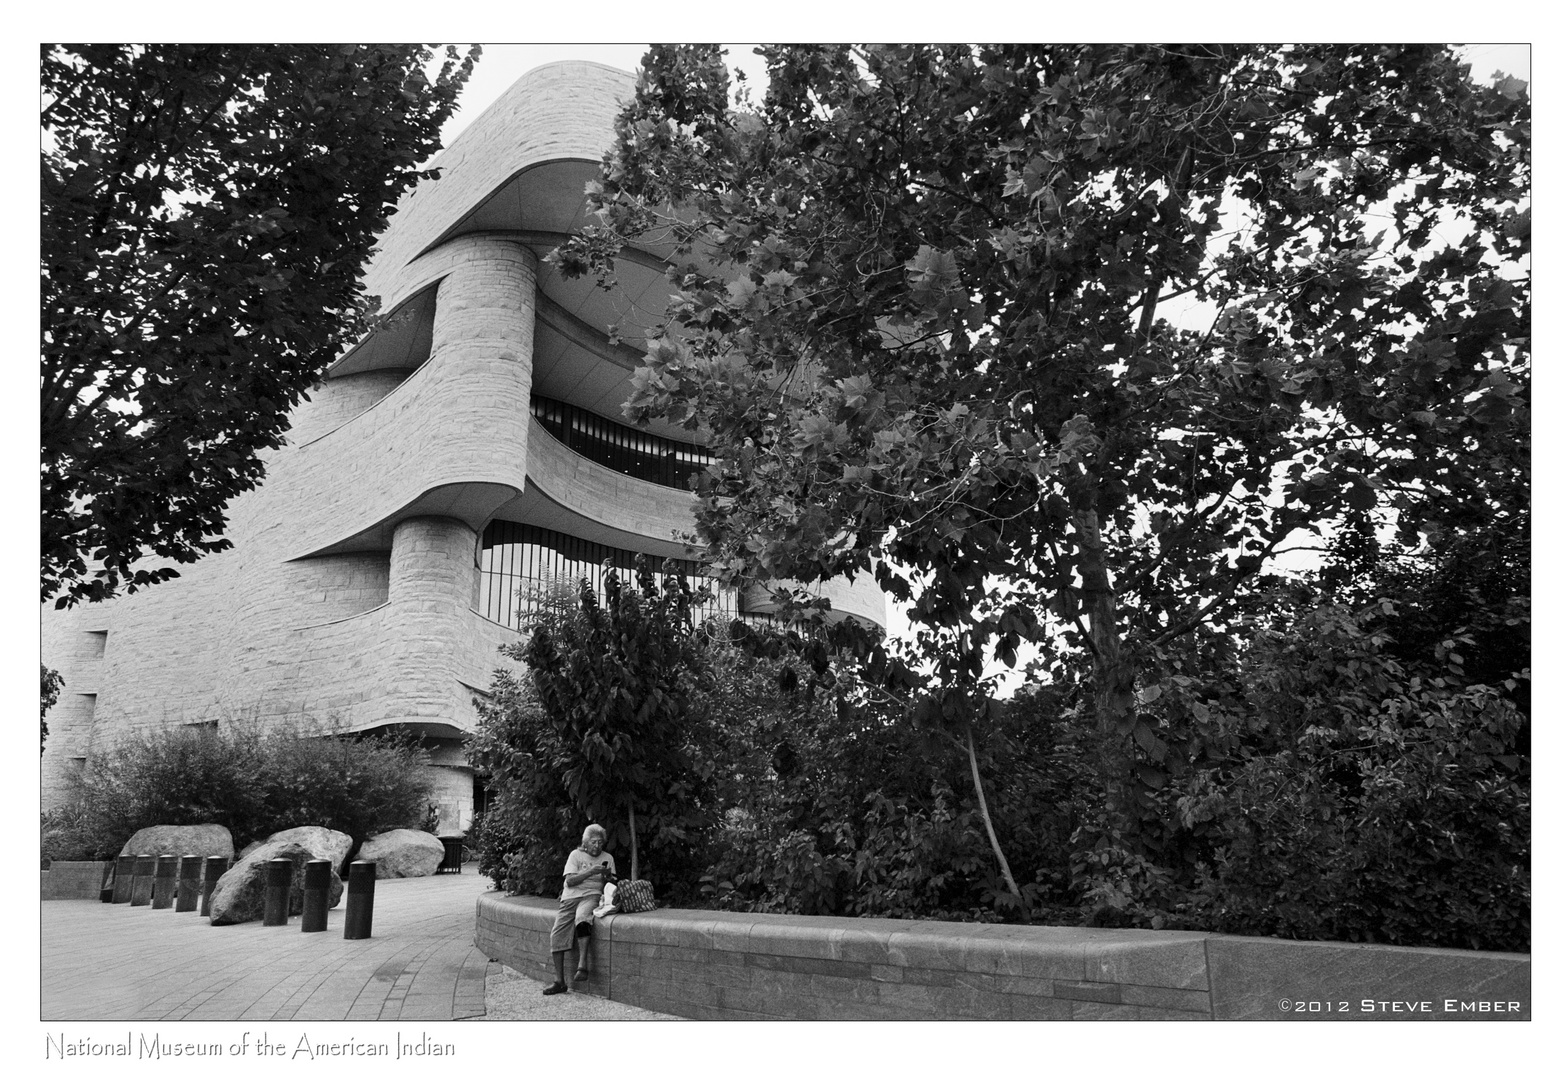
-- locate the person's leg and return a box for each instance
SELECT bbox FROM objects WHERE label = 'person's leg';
[543,950,568,994]
[573,895,596,979]
[544,900,575,994]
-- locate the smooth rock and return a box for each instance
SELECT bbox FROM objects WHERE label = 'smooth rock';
[118,824,235,861]
[264,826,353,874]
[207,841,344,925]
[358,829,445,878]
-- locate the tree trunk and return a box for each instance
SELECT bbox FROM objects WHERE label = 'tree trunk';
[628,801,639,881]
[965,719,1024,911]
[1072,500,1137,822]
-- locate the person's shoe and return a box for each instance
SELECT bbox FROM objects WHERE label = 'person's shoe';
[574,967,590,982]
[542,982,568,995]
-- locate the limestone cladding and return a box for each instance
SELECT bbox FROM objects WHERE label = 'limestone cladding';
[40,605,108,802]
[425,763,475,834]
[285,238,538,557]
[284,369,409,446]
[41,241,539,800]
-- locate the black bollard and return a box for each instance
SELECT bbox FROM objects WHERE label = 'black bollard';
[200,856,228,917]
[263,858,292,926]
[301,860,330,933]
[129,856,155,906]
[112,855,135,903]
[176,855,202,912]
[343,860,376,940]
[151,855,178,909]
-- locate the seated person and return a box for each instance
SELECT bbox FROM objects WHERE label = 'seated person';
[542,823,616,995]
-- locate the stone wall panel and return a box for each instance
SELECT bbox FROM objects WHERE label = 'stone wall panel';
[476,894,1530,1021]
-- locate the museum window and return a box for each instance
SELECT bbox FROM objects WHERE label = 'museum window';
[476,520,735,629]
[531,395,712,490]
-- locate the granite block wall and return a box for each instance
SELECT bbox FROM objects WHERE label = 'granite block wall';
[41,861,113,901]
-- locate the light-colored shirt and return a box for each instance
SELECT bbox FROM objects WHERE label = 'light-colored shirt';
[561,846,616,901]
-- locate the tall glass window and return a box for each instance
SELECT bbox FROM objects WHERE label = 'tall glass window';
[531,396,712,490]
[477,520,735,629]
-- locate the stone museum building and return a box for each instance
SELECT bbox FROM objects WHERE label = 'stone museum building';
[41,62,886,827]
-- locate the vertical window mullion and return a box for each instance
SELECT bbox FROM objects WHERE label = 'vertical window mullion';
[491,535,504,625]
[505,530,518,627]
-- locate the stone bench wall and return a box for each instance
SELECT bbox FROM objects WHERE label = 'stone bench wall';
[475,893,1530,1021]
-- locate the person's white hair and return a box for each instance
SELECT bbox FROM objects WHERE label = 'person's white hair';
[582,823,606,843]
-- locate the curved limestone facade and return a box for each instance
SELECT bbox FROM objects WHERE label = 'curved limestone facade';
[41,62,887,823]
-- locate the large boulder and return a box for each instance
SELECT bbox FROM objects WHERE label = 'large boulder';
[118,824,234,861]
[207,841,344,925]
[264,826,353,874]
[358,829,445,879]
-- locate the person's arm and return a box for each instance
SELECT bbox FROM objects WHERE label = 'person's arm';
[562,853,611,887]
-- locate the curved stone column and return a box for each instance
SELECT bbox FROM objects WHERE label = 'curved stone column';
[373,515,482,729]
[282,237,540,558]
[427,237,537,372]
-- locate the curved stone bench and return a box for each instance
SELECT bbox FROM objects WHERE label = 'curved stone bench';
[474,893,1529,1020]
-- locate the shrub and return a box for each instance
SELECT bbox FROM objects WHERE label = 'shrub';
[1178,681,1530,951]
[43,717,432,859]
[1066,594,1531,951]
[472,564,724,898]
[466,675,582,894]
[694,647,1056,922]
[255,720,433,846]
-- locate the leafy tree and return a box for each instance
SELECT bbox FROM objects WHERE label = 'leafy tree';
[553,45,1529,849]
[517,562,718,882]
[466,670,579,893]
[42,44,477,607]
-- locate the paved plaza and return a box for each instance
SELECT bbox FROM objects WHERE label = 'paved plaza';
[42,869,670,1021]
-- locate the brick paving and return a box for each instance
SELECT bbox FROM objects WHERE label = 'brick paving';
[43,868,675,1022]
[43,871,495,1022]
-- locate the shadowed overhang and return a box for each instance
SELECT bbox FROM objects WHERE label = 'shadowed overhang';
[330,156,696,443]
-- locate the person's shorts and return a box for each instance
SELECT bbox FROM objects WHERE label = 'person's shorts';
[549,894,599,952]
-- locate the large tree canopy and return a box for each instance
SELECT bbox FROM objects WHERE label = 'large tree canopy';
[554,45,1529,812]
[42,44,477,606]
